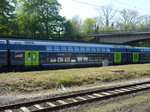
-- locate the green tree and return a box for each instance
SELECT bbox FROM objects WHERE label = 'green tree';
[16,0,65,39]
[0,0,15,35]
[67,16,83,40]
[82,18,96,34]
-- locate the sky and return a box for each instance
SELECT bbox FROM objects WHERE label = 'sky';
[57,0,150,20]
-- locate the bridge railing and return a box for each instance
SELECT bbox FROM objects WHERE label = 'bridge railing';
[91,28,150,35]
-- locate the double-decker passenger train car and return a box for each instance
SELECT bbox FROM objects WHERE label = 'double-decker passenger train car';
[0,37,150,69]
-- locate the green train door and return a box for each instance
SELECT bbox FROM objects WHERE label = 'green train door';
[32,51,39,66]
[24,51,39,66]
[114,52,122,63]
[133,52,139,62]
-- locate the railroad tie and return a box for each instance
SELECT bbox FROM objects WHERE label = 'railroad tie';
[87,95,96,98]
[93,93,104,97]
[127,88,137,90]
[77,96,87,100]
[20,106,30,112]
[114,89,124,93]
[107,90,119,94]
[70,98,78,102]
[57,100,68,104]
[46,102,56,107]
[34,104,43,109]
[120,88,131,92]
[101,92,112,95]
[4,109,13,112]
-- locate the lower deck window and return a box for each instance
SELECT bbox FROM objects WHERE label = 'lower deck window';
[65,57,70,62]
[15,53,23,58]
[89,57,94,62]
[50,58,56,62]
[83,57,88,62]
[77,57,83,62]
[57,57,64,62]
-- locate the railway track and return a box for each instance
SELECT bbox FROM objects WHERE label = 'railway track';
[1,81,150,112]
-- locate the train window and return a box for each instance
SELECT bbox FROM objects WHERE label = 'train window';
[60,46,67,51]
[86,47,91,52]
[71,59,76,62]
[95,57,99,61]
[106,48,110,52]
[89,57,94,62]
[83,57,88,62]
[53,46,60,51]
[0,41,5,43]
[57,57,64,62]
[74,46,80,51]
[80,47,86,51]
[67,46,73,51]
[96,48,101,52]
[99,57,103,61]
[91,47,96,52]
[77,57,83,62]
[15,53,23,58]
[65,57,70,62]
[50,58,56,62]
[28,53,31,61]
[102,48,106,52]
[33,53,36,61]
[46,46,53,51]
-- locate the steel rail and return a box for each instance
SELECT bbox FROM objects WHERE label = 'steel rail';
[1,81,150,112]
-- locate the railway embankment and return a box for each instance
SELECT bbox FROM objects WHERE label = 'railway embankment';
[0,64,150,94]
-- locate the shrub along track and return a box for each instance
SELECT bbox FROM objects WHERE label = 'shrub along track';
[1,81,150,112]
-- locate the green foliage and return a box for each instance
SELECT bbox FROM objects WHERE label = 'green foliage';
[63,16,84,40]
[15,0,65,39]
[63,20,82,40]
[82,18,96,34]
[0,0,15,35]
[119,23,135,30]
[100,26,116,32]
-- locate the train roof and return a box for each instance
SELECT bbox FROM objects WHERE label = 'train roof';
[0,37,128,49]
[0,36,150,50]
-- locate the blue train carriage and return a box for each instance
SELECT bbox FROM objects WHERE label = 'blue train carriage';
[8,39,45,67]
[0,39,8,68]
[126,46,150,63]
[42,41,114,66]
[8,38,128,67]
[36,41,127,66]
[135,47,150,63]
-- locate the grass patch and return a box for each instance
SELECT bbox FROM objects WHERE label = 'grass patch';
[0,64,150,93]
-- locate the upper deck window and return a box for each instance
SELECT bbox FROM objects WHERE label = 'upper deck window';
[91,47,96,52]
[86,47,91,52]
[46,46,53,51]
[53,46,60,51]
[0,41,5,44]
[102,48,106,52]
[67,46,73,51]
[61,46,67,51]
[106,48,110,52]
[96,48,101,52]
[74,46,80,51]
[80,47,86,51]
